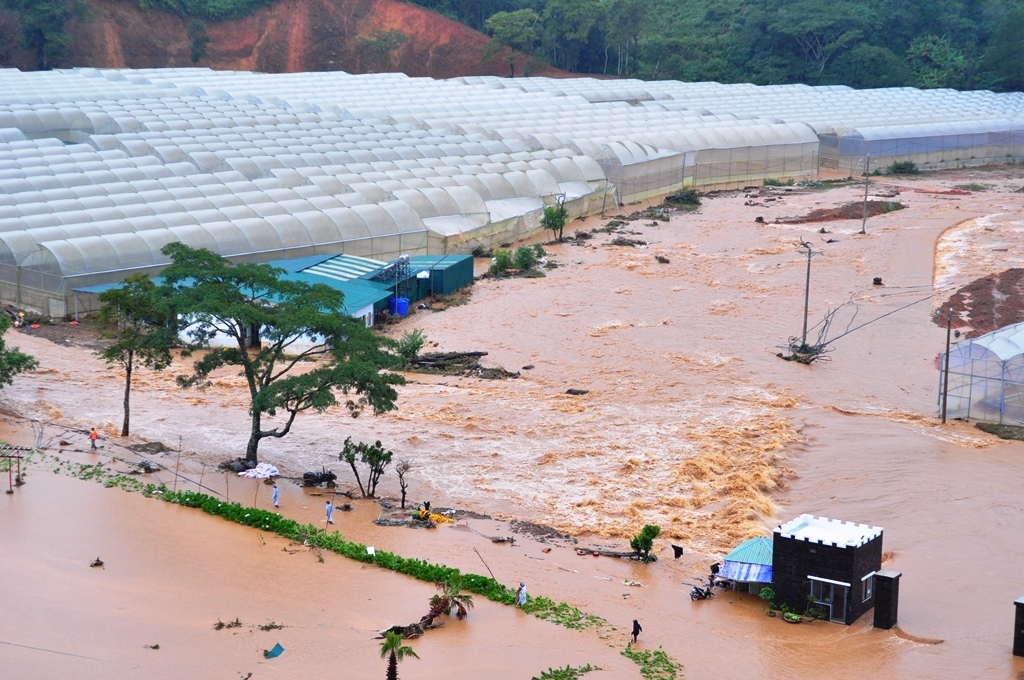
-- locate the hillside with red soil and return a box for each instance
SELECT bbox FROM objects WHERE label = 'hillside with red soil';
[3,0,562,78]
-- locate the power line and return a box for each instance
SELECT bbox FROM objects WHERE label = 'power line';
[0,639,112,663]
[826,288,953,345]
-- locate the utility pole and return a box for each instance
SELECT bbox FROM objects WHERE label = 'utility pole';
[860,154,870,235]
[801,240,813,347]
[941,309,953,424]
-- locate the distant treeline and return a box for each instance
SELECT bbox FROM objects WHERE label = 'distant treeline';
[2,0,1022,92]
[408,0,1024,91]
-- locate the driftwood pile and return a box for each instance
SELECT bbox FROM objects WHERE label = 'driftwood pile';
[410,352,519,379]
[576,547,658,562]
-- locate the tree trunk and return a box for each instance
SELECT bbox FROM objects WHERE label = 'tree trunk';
[245,410,262,463]
[387,652,398,680]
[121,350,133,436]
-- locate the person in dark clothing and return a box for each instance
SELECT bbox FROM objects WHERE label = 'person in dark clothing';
[631,619,642,644]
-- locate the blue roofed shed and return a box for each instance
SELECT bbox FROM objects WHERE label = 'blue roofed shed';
[719,536,774,586]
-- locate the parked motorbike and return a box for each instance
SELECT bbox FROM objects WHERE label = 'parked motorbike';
[690,582,714,601]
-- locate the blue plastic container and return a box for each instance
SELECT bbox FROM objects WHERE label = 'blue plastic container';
[389,297,409,316]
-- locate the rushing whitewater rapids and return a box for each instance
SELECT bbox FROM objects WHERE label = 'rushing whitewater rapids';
[3,167,1024,679]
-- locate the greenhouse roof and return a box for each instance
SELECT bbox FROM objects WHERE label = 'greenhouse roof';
[958,321,1024,362]
[5,67,1024,304]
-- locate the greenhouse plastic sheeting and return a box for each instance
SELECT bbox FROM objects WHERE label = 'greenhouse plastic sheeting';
[939,322,1024,425]
[2,67,1024,314]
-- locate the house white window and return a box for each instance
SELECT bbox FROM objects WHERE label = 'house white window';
[861,572,875,602]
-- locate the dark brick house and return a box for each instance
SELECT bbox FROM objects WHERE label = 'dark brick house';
[772,514,883,624]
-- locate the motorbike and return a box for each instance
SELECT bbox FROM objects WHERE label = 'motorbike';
[690,582,714,601]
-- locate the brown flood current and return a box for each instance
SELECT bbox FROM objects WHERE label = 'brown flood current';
[4,168,1024,678]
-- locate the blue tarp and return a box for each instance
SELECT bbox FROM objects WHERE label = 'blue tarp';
[719,535,773,583]
[719,561,773,583]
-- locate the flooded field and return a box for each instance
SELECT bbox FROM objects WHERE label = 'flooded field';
[4,167,1024,678]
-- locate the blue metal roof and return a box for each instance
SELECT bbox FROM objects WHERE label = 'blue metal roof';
[723,536,774,565]
[301,253,387,282]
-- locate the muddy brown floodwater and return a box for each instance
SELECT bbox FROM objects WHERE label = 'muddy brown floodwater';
[4,167,1024,679]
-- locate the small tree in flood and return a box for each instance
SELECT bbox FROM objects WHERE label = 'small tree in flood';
[540,204,568,242]
[340,436,393,498]
[96,274,174,436]
[395,458,413,509]
[630,524,661,562]
[423,574,474,626]
[159,244,404,464]
[379,631,418,680]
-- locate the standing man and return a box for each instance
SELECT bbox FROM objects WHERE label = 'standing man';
[272,484,280,508]
[325,500,334,525]
[631,619,642,644]
[89,427,99,450]
[516,581,527,606]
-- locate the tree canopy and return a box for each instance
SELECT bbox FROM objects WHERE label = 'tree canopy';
[96,274,175,437]
[158,243,405,463]
[410,0,1024,91]
[0,314,38,388]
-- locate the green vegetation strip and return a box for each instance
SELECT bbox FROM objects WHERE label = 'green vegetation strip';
[51,456,604,632]
[533,664,600,680]
[621,646,682,680]
[54,456,684,674]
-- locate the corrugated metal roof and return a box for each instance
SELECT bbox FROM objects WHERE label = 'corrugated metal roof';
[301,253,386,282]
[284,272,392,315]
[409,254,474,271]
[723,536,774,565]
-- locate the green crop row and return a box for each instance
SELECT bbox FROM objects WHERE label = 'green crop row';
[43,453,686,674]
[621,646,683,680]
[160,489,605,631]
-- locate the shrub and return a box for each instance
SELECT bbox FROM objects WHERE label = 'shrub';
[396,328,426,363]
[513,245,537,270]
[887,160,919,174]
[763,177,795,187]
[490,249,513,275]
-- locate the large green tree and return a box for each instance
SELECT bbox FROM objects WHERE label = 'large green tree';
[541,0,604,72]
[158,243,405,463]
[982,7,1024,91]
[483,8,539,77]
[768,0,866,82]
[0,314,37,387]
[3,0,91,70]
[907,34,968,88]
[96,275,175,437]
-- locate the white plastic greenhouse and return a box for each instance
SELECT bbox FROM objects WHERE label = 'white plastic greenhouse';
[940,322,1024,425]
[2,67,1024,315]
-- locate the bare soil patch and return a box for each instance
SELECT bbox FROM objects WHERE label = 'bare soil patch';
[935,268,1024,337]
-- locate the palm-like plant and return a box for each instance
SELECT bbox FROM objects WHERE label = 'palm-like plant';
[379,631,418,680]
[423,574,475,625]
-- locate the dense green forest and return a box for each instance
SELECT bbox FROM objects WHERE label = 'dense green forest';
[414,0,1024,91]
[2,0,1023,91]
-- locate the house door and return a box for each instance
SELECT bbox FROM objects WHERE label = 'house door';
[810,579,849,624]
[829,585,848,623]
